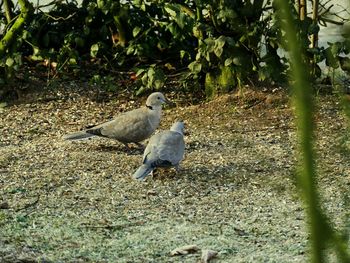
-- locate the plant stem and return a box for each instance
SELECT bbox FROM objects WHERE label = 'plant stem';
[194,0,203,22]
[3,0,13,24]
[0,0,34,59]
[276,0,325,262]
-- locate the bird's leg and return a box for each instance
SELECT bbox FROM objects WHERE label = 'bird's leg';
[134,142,145,150]
[122,143,132,151]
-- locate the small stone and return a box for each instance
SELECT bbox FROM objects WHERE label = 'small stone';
[0,202,9,209]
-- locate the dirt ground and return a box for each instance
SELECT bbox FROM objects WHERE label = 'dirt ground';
[0,83,349,262]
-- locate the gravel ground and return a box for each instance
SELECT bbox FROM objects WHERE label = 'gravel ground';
[0,84,349,262]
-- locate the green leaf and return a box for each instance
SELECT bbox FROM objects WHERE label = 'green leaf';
[258,68,268,81]
[308,23,319,35]
[133,27,141,37]
[83,26,90,35]
[136,86,146,96]
[339,56,350,73]
[141,72,148,85]
[132,0,142,7]
[232,57,242,66]
[218,66,235,93]
[330,42,342,55]
[176,12,186,29]
[325,47,339,69]
[214,46,223,58]
[164,4,178,17]
[5,58,14,67]
[204,38,215,53]
[22,30,30,40]
[69,58,77,65]
[188,61,202,74]
[225,58,233,66]
[180,50,189,60]
[97,0,105,9]
[90,43,99,57]
[153,69,165,89]
[135,68,145,77]
[154,79,163,89]
[126,46,135,55]
[75,37,85,47]
[225,37,235,46]
[147,67,155,84]
[216,36,226,49]
[166,23,179,37]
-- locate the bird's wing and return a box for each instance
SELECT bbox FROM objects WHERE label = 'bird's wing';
[146,131,185,166]
[87,107,157,142]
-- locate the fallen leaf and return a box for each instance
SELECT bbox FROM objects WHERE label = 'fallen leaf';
[170,244,199,256]
[201,249,218,263]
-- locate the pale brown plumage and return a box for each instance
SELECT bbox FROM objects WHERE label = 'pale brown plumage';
[63,92,169,147]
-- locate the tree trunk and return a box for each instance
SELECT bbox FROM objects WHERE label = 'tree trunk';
[310,0,319,48]
[299,0,307,21]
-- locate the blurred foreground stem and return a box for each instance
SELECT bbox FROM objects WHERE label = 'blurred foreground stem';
[276,0,350,262]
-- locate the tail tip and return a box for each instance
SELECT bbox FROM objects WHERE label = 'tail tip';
[132,165,152,181]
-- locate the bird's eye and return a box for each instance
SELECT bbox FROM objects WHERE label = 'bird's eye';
[157,96,161,99]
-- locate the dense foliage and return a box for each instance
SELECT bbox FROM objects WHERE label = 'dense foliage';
[0,0,349,98]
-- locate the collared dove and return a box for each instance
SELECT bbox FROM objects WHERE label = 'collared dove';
[63,92,169,147]
[132,121,185,180]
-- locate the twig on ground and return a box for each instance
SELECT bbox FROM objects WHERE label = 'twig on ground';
[15,195,40,212]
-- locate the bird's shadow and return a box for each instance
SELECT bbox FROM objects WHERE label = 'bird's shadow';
[94,144,144,155]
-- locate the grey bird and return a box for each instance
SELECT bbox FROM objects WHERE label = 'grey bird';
[63,92,170,148]
[132,121,185,180]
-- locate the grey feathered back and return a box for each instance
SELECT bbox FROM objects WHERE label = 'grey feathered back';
[133,121,185,180]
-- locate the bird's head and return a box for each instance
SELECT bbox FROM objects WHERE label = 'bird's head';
[146,92,170,109]
[170,121,185,135]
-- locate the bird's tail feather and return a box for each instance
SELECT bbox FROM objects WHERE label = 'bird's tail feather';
[63,131,95,141]
[132,165,154,180]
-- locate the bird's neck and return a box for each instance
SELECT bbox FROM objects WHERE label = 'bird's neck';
[146,105,162,112]
[171,130,183,135]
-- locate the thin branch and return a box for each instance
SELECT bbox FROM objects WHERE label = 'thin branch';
[15,196,40,212]
[319,17,346,26]
[318,2,350,24]
[41,11,77,21]
[36,0,63,9]
[318,3,333,17]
